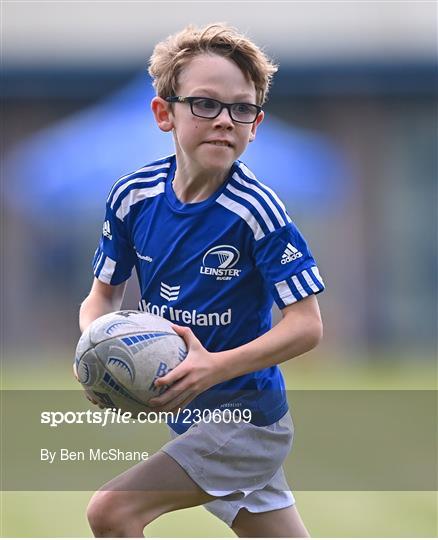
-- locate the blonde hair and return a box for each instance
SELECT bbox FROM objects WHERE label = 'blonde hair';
[148,23,278,106]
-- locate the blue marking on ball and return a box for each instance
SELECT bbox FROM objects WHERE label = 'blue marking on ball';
[107,356,134,381]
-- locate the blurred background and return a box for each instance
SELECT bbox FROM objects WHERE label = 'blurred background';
[1,1,437,537]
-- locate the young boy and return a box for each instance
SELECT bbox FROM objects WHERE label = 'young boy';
[80,23,324,538]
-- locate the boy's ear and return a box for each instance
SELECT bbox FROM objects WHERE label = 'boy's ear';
[151,97,174,132]
[249,110,264,142]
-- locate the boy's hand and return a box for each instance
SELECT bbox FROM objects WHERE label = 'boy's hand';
[148,325,222,412]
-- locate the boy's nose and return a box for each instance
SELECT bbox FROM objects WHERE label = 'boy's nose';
[213,106,234,127]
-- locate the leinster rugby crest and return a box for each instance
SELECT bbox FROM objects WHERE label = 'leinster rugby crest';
[200,245,241,281]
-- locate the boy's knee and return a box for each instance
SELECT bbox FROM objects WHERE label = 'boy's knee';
[87,491,136,536]
[87,491,122,535]
[86,490,162,536]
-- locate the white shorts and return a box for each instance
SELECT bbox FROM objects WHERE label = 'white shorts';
[161,411,295,527]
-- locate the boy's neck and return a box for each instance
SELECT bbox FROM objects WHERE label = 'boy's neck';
[172,164,229,204]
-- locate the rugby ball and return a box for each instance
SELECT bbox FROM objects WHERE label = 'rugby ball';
[74,310,187,415]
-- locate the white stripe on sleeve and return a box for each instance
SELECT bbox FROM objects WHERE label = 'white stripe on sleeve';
[111,173,167,211]
[217,193,265,240]
[302,269,321,293]
[97,256,117,284]
[238,163,291,223]
[275,280,297,304]
[93,252,104,273]
[107,162,171,203]
[311,266,325,287]
[226,184,275,232]
[232,172,286,228]
[116,182,166,220]
[291,275,309,298]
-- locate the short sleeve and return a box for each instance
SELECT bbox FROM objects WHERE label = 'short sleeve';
[92,199,137,285]
[253,221,325,309]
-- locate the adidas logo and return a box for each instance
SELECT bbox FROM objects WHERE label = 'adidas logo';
[160,282,180,302]
[102,220,112,240]
[281,243,303,264]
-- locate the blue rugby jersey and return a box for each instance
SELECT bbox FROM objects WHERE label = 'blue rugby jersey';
[93,154,325,434]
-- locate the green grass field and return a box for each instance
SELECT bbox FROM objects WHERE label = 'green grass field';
[1,350,437,537]
[2,491,436,537]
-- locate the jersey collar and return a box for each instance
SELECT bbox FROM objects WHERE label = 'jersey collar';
[165,155,237,215]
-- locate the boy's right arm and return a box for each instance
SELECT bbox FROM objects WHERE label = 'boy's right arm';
[79,277,127,333]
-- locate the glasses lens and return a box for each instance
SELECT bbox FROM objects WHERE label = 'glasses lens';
[191,98,221,118]
[230,103,259,123]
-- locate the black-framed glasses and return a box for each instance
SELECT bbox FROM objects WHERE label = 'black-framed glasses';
[165,96,262,124]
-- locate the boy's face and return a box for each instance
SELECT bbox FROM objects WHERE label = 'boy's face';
[153,54,264,175]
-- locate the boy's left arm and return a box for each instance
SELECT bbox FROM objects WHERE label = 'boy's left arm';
[150,294,322,412]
